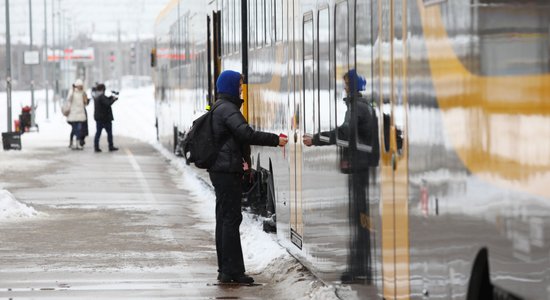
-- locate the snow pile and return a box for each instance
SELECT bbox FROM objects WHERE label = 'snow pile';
[0,189,39,220]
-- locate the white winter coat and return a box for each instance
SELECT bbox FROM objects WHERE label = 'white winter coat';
[66,89,88,122]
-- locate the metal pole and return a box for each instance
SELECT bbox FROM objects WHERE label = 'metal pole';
[51,0,56,112]
[63,17,74,87]
[29,0,36,128]
[57,7,62,98]
[43,0,49,119]
[117,20,121,90]
[5,0,13,132]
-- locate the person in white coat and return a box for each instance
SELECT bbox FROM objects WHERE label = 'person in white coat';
[66,79,89,150]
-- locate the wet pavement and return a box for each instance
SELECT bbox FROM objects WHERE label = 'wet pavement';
[0,135,321,299]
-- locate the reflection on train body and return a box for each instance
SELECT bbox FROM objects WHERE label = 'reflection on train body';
[153,0,550,299]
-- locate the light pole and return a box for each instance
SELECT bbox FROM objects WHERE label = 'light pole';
[43,0,49,119]
[5,0,13,132]
[51,0,57,112]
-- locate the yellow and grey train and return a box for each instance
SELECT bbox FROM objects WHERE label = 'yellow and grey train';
[152,0,550,299]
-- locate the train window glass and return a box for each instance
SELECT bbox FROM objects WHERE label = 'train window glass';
[228,0,232,54]
[318,7,332,141]
[170,22,177,69]
[222,0,228,56]
[334,0,349,146]
[228,0,233,54]
[233,0,237,53]
[275,0,283,42]
[249,0,257,49]
[185,15,190,65]
[303,13,316,138]
[266,0,272,45]
[258,0,265,47]
[356,0,378,153]
[177,17,181,68]
[442,1,550,75]
[184,18,188,64]
[236,1,241,53]
[221,0,225,56]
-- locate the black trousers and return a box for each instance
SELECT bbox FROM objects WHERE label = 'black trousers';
[94,121,113,149]
[347,170,372,281]
[209,172,245,275]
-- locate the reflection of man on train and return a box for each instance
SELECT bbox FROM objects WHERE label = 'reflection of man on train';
[303,69,379,284]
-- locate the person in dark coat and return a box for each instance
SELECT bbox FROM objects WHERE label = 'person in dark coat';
[209,70,288,284]
[93,83,119,152]
[303,69,379,284]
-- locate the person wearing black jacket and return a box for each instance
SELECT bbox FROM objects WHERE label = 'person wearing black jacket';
[303,69,379,284]
[209,70,288,284]
[93,83,119,152]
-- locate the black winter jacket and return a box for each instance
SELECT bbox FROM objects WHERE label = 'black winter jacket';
[312,93,379,170]
[93,93,116,122]
[209,94,279,173]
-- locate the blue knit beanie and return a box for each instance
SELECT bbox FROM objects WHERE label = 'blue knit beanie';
[216,70,242,98]
[345,69,366,92]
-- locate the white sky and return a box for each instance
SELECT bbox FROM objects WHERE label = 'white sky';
[0,0,169,44]
[0,85,341,300]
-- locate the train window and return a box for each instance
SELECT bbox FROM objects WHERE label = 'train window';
[183,18,187,65]
[275,0,283,42]
[222,0,227,56]
[443,1,550,75]
[266,0,273,45]
[258,0,265,47]
[236,1,241,53]
[184,15,190,65]
[169,22,178,69]
[318,7,332,141]
[356,0,378,153]
[303,13,316,138]
[334,0,349,146]
[249,0,256,49]
[230,2,233,54]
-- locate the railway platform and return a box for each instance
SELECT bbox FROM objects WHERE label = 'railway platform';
[0,128,333,299]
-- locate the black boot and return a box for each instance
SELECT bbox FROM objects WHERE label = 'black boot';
[219,273,254,284]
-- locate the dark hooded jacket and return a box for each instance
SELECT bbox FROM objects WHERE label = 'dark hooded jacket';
[93,91,116,122]
[312,70,379,170]
[209,72,279,173]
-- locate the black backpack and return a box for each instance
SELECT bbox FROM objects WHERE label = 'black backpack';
[182,104,224,169]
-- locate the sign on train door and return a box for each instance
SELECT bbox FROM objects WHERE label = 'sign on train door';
[289,0,304,249]
[377,0,410,299]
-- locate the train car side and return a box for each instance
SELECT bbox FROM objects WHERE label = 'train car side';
[153,0,550,299]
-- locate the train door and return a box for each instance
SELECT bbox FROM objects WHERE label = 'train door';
[378,0,410,298]
[289,0,304,249]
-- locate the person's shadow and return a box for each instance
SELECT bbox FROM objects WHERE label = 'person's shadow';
[303,69,379,284]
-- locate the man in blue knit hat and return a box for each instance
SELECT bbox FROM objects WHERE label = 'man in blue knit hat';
[208,70,288,284]
[303,69,379,284]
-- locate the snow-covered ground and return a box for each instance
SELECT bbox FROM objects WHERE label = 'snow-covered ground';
[0,86,339,299]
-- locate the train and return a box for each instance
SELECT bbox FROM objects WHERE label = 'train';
[152,0,550,299]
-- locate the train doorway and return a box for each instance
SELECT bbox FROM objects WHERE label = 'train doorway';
[289,0,304,249]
